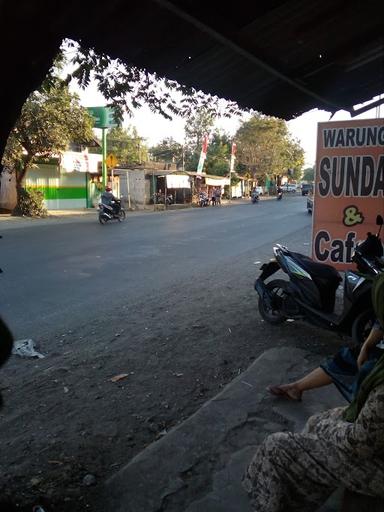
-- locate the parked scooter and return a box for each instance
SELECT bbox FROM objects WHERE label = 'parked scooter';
[255,215,384,344]
[153,192,173,205]
[98,199,126,224]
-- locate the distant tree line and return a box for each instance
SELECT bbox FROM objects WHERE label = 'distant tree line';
[149,111,305,186]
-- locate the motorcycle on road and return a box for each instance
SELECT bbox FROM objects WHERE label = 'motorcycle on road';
[198,192,209,207]
[255,215,384,344]
[251,191,260,204]
[98,199,126,224]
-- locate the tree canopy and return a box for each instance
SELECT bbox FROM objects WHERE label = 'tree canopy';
[235,115,304,183]
[2,77,93,215]
[302,166,315,182]
[184,110,214,154]
[65,40,244,122]
[203,132,231,176]
[149,138,184,166]
[107,126,148,165]
[183,109,215,172]
[2,78,94,209]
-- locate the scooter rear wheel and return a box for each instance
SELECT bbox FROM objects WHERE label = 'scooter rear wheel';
[352,309,376,345]
[258,279,288,324]
[99,213,108,225]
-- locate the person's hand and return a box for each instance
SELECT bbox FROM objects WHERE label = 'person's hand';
[357,345,369,369]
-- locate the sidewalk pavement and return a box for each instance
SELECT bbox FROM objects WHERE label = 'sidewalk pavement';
[0,209,96,231]
[0,198,256,230]
[103,347,345,512]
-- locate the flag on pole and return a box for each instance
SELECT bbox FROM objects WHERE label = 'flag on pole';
[196,134,209,174]
[229,142,237,173]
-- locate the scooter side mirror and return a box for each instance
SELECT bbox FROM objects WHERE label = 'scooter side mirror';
[375,215,384,241]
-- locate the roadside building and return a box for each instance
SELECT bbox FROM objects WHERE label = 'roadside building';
[114,163,232,209]
[2,153,251,212]
[0,141,103,211]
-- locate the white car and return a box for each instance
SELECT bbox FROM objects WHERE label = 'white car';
[254,186,264,195]
[284,183,297,192]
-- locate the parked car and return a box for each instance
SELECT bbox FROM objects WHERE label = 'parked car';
[283,183,297,193]
[301,183,313,196]
[254,186,264,196]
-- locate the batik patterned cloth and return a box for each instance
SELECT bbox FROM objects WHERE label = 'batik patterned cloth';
[242,383,384,511]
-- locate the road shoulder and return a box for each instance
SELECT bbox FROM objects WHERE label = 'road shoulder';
[103,347,344,512]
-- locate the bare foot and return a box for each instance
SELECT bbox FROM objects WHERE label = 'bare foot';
[267,384,302,401]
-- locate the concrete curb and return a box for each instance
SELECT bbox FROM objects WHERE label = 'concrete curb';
[103,347,344,512]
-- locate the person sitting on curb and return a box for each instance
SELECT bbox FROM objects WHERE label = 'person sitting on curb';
[268,320,384,402]
[242,353,384,511]
[268,271,384,404]
[242,273,384,511]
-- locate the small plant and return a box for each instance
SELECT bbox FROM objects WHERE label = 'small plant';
[12,188,48,217]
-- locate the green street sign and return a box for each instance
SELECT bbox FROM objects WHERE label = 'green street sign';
[87,106,118,128]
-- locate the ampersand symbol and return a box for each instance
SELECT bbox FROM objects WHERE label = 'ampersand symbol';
[343,206,364,227]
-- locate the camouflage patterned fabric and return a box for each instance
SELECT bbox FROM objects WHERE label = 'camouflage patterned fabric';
[242,383,384,511]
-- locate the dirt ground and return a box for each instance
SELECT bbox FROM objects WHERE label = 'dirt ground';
[0,272,344,511]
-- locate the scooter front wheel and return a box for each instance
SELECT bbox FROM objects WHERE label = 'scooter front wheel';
[118,209,126,222]
[258,279,288,324]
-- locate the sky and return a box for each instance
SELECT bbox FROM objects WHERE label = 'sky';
[70,79,383,168]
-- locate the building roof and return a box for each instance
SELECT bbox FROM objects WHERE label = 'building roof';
[1,1,383,161]
[64,0,384,119]
[114,167,230,181]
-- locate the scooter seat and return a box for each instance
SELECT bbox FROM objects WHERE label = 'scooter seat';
[289,251,341,312]
[290,251,341,282]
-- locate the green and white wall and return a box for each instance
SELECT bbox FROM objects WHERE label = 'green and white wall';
[26,164,88,209]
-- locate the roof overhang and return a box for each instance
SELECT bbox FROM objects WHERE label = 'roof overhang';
[1,1,383,162]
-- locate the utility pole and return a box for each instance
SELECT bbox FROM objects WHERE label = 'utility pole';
[126,171,131,209]
[229,141,237,204]
[102,127,107,187]
[152,170,156,211]
[87,106,118,188]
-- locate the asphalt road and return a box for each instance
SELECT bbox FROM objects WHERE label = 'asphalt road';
[0,195,340,512]
[0,195,312,341]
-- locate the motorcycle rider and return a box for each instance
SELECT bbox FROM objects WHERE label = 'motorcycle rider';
[101,186,119,215]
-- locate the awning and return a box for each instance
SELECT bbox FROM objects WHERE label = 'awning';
[205,177,230,187]
[61,151,101,174]
[166,174,191,188]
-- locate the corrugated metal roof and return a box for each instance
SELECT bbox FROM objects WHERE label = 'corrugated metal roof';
[69,0,384,118]
[1,0,384,162]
